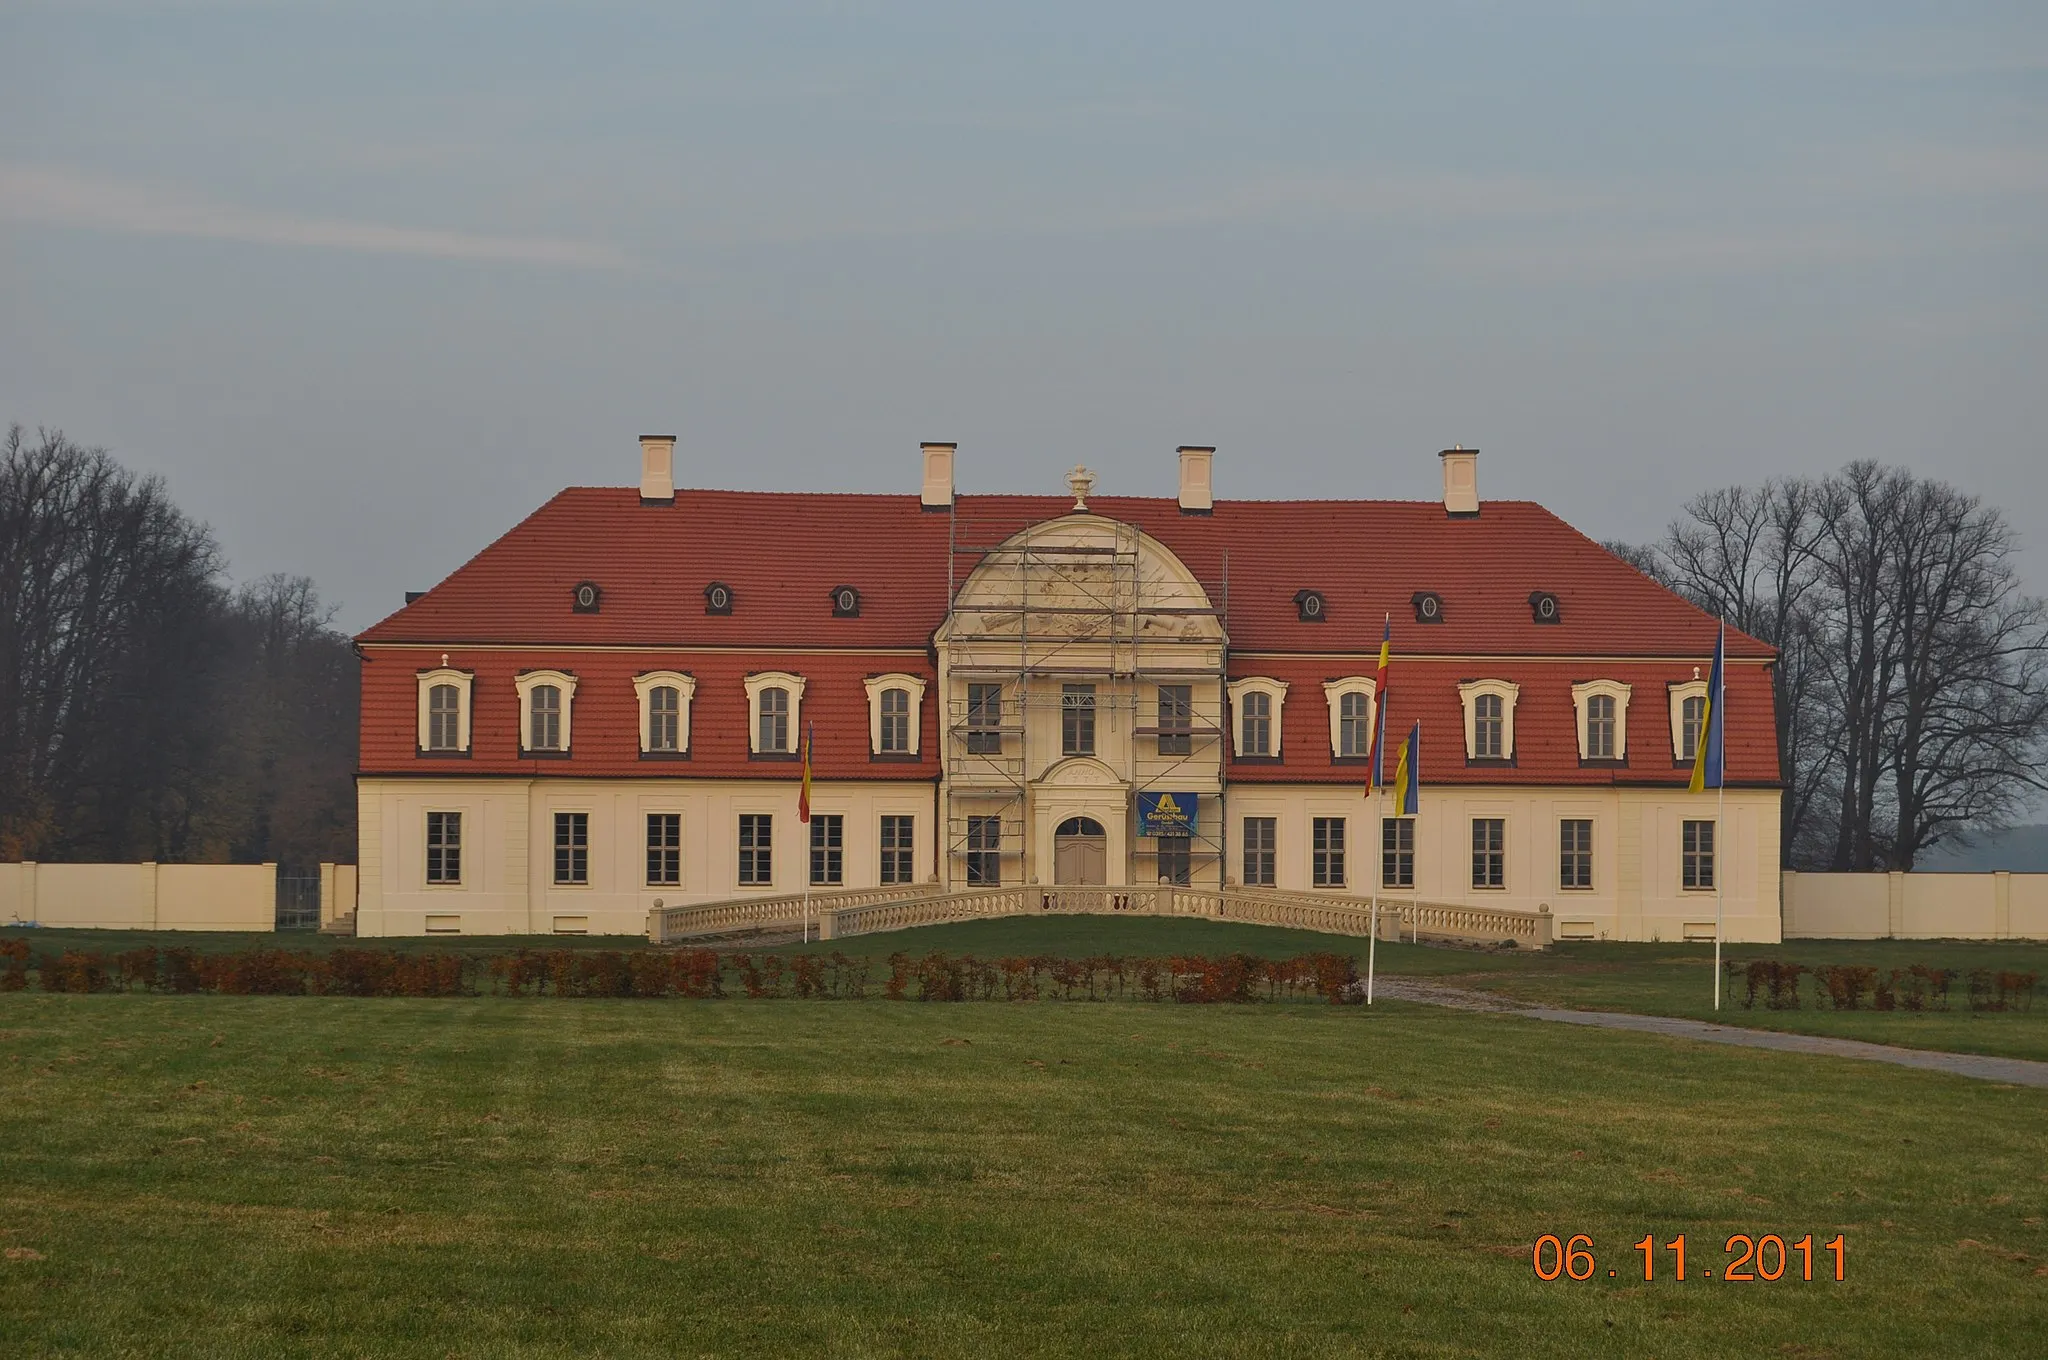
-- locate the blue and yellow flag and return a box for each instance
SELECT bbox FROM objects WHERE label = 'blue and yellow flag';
[1368,614,1391,793]
[1390,721,1420,816]
[1688,621,1726,793]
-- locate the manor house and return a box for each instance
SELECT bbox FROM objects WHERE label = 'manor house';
[354,439,1782,942]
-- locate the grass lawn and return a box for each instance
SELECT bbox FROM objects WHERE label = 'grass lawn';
[2,990,2044,1357]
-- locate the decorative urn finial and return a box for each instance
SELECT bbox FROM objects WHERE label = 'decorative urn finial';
[1067,464,1095,510]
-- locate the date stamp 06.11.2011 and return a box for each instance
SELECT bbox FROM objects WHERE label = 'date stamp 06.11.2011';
[1533,1234,1846,1284]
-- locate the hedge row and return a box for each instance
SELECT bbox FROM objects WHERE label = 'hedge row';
[1728,959,2038,1012]
[0,939,1363,1004]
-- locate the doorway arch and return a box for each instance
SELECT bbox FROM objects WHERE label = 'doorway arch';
[1054,816,1108,885]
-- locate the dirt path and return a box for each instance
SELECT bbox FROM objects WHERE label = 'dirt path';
[1368,977,2048,1088]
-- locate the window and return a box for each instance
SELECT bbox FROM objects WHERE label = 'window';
[758,687,789,755]
[647,813,681,887]
[1062,684,1096,756]
[879,690,910,753]
[1157,684,1193,755]
[1682,820,1716,890]
[1241,692,1273,757]
[416,668,472,754]
[427,685,461,751]
[1458,679,1519,762]
[738,814,773,886]
[1471,818,1505,889]
[515,671,578,754]
[1157,835,1192,886]
[1242,817,1276,887]
[1559,819,1592,890]
[966,683,1004,754]
[809,814,844,886]
[425,811,461,884]
[880,815,915,885]
[965,815,1002,884]
[530,686,562,751]
[648,687,680,752]
[1338,691,1370,758]
[553,812,589,886]
[1473,694,1503,759]
[1681,696,1706,763]
[634,671,695,755]
[1585,696,1616,760]
[1312,817,1345,888]
[1382,817,1414,889]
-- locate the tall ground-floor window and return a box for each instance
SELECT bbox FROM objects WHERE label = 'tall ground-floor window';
[1471,818,1505,889]
[553,812,589,886]
[880,815,915,885]
[810,814,844,886]
[425,811,461,884]
[1157,835,1191,886]
[1381,817,1414,889]
[738,814,773,886]
[646,813,681,886]
[1312,817,1345,888]
[1559,819,1592,890]
[1682,819,1716,890]
[965,815,1002,885]
[1242,817,1276,887]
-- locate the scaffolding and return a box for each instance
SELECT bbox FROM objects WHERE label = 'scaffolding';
[940,500,1230,887]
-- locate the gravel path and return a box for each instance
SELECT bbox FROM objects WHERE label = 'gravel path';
[1367,977,2048,1088]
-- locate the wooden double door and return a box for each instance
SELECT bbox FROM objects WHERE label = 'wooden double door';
[1053,816,1108,885]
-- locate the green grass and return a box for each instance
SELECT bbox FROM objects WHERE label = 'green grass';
[2,992,2044,1357]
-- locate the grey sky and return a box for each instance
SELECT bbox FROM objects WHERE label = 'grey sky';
[2,1,2043,632]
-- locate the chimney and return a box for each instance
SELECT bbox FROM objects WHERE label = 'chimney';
[1439,446,1479,517]
[1177,445,1215,514]
[920,442,956,510]
[639,434,676,504]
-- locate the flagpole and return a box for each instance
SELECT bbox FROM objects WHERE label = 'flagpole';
[1713,621,1726,1011]
[1368,785,1381,1006]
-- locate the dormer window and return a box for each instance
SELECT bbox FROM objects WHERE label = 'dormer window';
[1321,677,1379,760]
[571,581,602,613]
[705,581,734,615]
[832,585,861,618]
[1294,589,1327,622]
[1226,678,1288,759]
[743,672,806,755]
[1529,591,1561,624]
[864,674,927,756]
[515,670,578,755]
[633,671,696,756]
[1412,592,1444,624]
[1571,680,1632,763]
[415,667,473,755]
[1668,679,1710,763]
[1457,679,1519,763]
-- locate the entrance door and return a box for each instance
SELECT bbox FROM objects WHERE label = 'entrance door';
[1053,816,1108,885]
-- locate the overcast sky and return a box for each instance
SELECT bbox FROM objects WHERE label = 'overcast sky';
[3,1,2043,633]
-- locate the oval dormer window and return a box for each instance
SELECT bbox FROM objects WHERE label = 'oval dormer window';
[1412,591,1444,624]
[572,582,602,614]
[831,585,861,618]
[705,582,733,616]
[1529,590,1561,624]
[1294,589,1327,623]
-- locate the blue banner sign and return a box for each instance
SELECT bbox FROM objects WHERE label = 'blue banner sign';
[1137,791,1199,837]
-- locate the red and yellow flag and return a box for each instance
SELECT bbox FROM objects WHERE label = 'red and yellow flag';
[797,721,814,823]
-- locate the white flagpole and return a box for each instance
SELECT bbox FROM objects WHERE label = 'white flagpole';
[1712,618,1726,1011]
[1368,785,1381,1005]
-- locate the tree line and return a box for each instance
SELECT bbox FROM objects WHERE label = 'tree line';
[1613,461,2048,871]
[0,426,358,868]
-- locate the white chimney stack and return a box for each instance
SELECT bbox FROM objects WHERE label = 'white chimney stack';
[1439,446,1479,517]
[1177,445,1215,514]
[639,434,676,504]
[920,442,956,510]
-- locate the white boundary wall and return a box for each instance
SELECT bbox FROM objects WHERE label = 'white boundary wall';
[0,862,277,931]
[1783,870,2048,940]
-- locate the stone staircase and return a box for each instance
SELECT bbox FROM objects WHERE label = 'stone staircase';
[319,909,357,937]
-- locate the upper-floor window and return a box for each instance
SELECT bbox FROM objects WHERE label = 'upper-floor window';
[1458,680,1520,763]
[1228,678,1288,760]
[415,667,473,755]
[865,673,927,757]
[1322,677,1378,760]
[514,670,578,755]
[1586,696,1615,758]
[1242,692,1273,756]
[1062,684,1096,756]
[966,683,1004,754]
[744,672,806,756]
[1157,684,1193,755]
[634,671,696,756]
[1668,679,1710,763]
[1572,680,1632,763]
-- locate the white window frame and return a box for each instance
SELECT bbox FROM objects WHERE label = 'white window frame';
[514,669,579,754]
[863,673,928,756]
[744,671,807,754]
[1668,679,1709,762]
[1227,677,1289,758]
[633,670,696,755]
[1322,676,1379,760]
[1457,679,1520,762]
[1570,679,1633,762]
[415,667,473,753]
